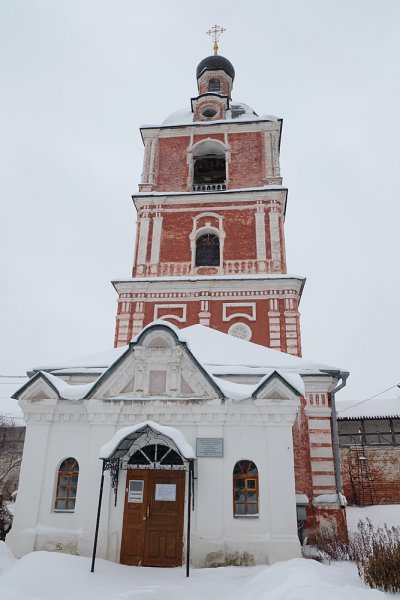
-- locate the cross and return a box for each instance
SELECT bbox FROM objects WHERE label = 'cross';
[206,24,226,56]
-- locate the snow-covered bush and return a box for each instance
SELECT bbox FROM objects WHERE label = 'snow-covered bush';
[351,518,400,593]
[309,517,400,591]
[225,551,255,566]
[0,501,13,541]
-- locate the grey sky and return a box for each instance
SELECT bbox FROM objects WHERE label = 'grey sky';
[1,0,399,403]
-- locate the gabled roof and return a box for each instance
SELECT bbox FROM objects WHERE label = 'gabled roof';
[13,370,93,401]
[31,322,342,376]
[16,322,345,403]
[86,322,225,400]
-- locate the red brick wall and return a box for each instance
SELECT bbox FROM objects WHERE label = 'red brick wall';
[114,297,303,351]
[155,206,260,264]
[304,505,348,543]
[228,132,264,188]
[156,137,189,191]
[153,131,265,192]
[159,211,193,263]
[293,398,314,501]
[340,446,400,505]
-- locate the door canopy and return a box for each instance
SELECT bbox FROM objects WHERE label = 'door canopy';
[100,420,195,465]
[99,421,195,505]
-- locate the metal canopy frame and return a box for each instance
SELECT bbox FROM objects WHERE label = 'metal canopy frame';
[91,425,195,577]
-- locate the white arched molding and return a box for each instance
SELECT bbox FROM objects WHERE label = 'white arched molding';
[187,138,231,190]
[189,212,226,274]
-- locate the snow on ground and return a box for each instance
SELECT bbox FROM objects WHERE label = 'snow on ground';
[0,544,393,600]
[347,504,400,532]
[2,506,400,599]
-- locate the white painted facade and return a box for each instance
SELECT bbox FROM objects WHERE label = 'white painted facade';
[7,322,314,566]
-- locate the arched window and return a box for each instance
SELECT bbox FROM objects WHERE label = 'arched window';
[129,444,184,467]
[55,457,79,511]
[233,460,259,516]
[193,140,226,186]
[195,234,220,267]
[208,78,221,92]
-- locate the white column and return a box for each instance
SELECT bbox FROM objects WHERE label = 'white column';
[132,301,145,337]
[136,211,150,269]
[6,419,52,556]
[271,130,281,178]
[264,131,273,180]
[198,300,211,326]
[306,400,337,496]
[269,206,281,272]
[150,210,163,266]
[255,202,267,271]
[141,139,151,183]
[149,139,158,185]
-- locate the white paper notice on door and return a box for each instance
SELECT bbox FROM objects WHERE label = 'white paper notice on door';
[128,480,144,503]
[155,483,176,501]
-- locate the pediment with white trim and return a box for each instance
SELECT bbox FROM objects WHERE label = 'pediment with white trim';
[89,325,224,401]
[14,373,59,403]
[253,373,301,403]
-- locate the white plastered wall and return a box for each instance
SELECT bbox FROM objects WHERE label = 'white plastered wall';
[8,393,301,566]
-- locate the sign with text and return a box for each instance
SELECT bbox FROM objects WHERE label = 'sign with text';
[128,480,144,503]
[155,483,176,502]
[196,437,224,458]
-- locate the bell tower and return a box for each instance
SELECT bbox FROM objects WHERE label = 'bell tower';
[113,38,305,352]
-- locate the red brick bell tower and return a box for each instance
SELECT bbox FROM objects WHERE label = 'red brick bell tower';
[113,51,305,352]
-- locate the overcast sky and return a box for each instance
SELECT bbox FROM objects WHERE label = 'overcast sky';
[1,0,399,405]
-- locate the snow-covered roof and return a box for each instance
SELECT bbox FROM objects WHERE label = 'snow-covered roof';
[113,273,305,284]
[42,372,94,401]
[99,420,195,460]
[337,397,400,419]
[178,324,340,375]
[150,101,279,128]
[133,185,285,198]
[17,322,344,403]
[32,347,127,372]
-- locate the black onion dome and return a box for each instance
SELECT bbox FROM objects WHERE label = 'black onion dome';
[196,55,235,81]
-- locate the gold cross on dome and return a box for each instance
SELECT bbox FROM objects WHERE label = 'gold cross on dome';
[206,24,226,55]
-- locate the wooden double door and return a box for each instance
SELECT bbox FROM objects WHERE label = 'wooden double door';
[120,469,185,567]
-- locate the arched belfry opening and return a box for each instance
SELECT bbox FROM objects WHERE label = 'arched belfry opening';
[195,233,220,266]
[192,140,226,189]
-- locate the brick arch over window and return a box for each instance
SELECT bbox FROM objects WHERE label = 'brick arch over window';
[233,460,259,516]
[55,457,79,511]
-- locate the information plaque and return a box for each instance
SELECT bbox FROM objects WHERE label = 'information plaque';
[155,483,176,501]
[196,437,224,458]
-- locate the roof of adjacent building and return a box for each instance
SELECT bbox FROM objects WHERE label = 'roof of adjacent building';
[337,397,400,420]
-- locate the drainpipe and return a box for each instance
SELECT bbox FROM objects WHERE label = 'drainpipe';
[323,370,350,507]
